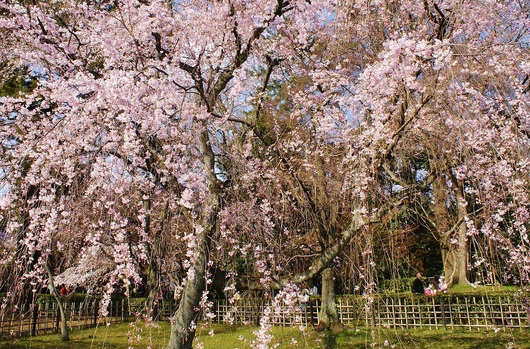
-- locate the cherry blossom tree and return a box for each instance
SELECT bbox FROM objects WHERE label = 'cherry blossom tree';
[220,0,530,318]
[1,1,530,348]
[0,0,318,347]
[355,0,530,287]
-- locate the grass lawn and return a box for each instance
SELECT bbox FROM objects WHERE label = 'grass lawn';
[446,284,522,294]
[1,321,530,349]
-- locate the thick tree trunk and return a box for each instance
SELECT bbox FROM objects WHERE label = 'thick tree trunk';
[441,182,471,287]
[441,220,470,287]
[167,129,220,349]
[167,235,209,349]
[316,267,339,330]
[432,173,470,287]
[146,263,161,321]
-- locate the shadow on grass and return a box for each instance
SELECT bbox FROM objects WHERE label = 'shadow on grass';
[323,331,338,349]
[385,329,530,349]
[3,324,530,349]
[0,339,72,349]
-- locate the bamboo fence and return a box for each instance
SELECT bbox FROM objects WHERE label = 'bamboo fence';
[213,295,530,330]
[0,298,127,338]
[1,294,529,338]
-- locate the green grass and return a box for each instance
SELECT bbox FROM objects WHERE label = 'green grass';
[379,284,525,299]
[446,284,521,294]
[1,322,530,349]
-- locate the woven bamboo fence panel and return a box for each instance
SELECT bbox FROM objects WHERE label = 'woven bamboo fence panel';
[212,295,530,330]
[1,295,528,338]
[0,298,127,338]
[364,295,529,329]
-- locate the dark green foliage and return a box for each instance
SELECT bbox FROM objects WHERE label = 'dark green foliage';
[0,64,37,97]
[380,277,417,293]
[36,293,126,305]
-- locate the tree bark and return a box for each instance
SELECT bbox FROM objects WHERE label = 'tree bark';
[316,267,339,330]
[167,233,209,349]
[441,219,470,286]
[146,262,161,321]
[45,262,69,341]
[441,180,471,286]
[431,172,471,287]
[167,129,220,349]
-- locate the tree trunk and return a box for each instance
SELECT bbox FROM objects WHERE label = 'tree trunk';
[432,173,471,287]
[143,197,167,321]
[316,267,339,330]
[167,129,220,349]
[441,220,470,286]
[146,263,161,321]
[45,262,69,341]
[441,181,471,287]
[58,302,69,342]
[167,235,209,349]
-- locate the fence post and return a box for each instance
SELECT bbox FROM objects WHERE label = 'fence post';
[0,306,4,335]
[93,300,98,326]
[515,295,523,328]
[418,297,422,329]
[54,302,60,333]
[122,298,128,322]
[440,297,447,330]
[17,303,24,336]
[390,297,397,328]
[371,298,377,328]
[431,297,437,329]
[465,298,471,330]
[448,296,454,330]
[30,302,38,336]
[43,301,48,333]
[400,298,407,328]
[309,299,315,325]
[83,302,88,328]
[8,303,14,336]
[524,296,530,328]
[67,301,72,330]
[482,296,489,330]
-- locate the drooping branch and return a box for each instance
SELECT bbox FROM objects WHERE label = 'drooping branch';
[242,199,407,291]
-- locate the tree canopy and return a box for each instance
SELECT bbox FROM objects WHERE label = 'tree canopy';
[1,0,530,347]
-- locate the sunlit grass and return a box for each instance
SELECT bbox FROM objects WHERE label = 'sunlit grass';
[1,321,530,349]
[447,283,521,294]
